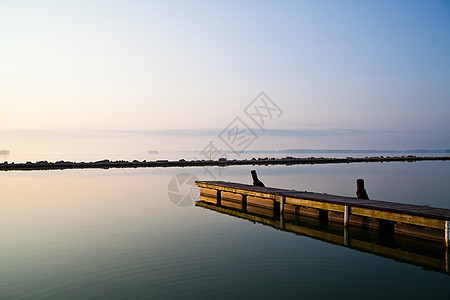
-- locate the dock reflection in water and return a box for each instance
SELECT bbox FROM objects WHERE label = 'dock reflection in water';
[196,194,450,275]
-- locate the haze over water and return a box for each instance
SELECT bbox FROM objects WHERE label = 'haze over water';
[1,1,449,151]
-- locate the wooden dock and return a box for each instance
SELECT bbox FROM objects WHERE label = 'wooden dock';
[195,181,450,246]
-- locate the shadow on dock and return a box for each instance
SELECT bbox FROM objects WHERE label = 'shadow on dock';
[196,194,450,275]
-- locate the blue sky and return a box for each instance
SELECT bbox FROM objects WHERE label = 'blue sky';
[1,0,449,151]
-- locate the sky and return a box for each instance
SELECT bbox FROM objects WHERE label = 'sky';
[1,0,449,154]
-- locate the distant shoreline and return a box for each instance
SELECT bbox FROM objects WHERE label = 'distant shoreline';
[1,156,449,171]
[237,149,450,154]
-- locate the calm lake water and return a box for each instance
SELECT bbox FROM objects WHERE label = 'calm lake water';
[1,161,449,299]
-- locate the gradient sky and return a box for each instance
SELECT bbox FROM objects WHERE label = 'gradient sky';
[1,0,449,151]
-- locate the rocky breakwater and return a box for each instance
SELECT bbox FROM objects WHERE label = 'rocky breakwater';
[1,156,449,171]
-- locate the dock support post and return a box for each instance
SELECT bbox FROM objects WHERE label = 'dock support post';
[445,221,449,248]
[217,190,221,205]
[344,206,350,227]
[344,227,349,246]
[446,247,449,273]
[318,210,328,222]
[242,195,248,212]
[280,196,285,214]
[356,179,369,199]
[280,213,285,229]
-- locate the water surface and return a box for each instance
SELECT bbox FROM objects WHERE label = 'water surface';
[0,161,449,298]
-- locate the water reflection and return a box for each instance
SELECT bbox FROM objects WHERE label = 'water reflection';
[196,194,450,275]
[1,164,448,298]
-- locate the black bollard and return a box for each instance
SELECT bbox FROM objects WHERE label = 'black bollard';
[251,170,265,187]
[356,179,369,199]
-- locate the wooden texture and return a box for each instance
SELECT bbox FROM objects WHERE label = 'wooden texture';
[196,181,450,232]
